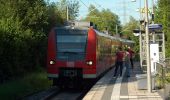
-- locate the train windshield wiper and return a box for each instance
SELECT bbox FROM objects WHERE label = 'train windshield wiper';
[62,51,78,54]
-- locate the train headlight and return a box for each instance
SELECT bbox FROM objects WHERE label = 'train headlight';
[50,60,55,65]
[86,61,93,65]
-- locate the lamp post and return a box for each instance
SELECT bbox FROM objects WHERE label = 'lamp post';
[144,0,152,93]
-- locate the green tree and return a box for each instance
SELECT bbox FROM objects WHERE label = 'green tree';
[85,5,102,30]
[0,0,80,81]
[56,0,79,20]
[122,16,139,54]
[85,4,121,36]
[100,9,121,35]
[122,16,139,39]
[46,2,64,28]
[0,0,50,80]
[155,0,170,57]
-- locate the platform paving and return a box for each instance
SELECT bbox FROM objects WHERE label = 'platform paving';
[83,62,163,100]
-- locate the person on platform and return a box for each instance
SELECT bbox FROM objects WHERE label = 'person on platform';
[124,48,130,77]
[114,47,125,77]
[127,46,135,69]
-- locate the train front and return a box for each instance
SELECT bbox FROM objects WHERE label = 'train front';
[47,21,95,87]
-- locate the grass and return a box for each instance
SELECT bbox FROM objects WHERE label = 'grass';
[0,71,52,100]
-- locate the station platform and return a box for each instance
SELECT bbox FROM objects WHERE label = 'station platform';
[83,62,163,100]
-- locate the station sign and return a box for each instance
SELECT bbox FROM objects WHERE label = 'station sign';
[149,24,162,32]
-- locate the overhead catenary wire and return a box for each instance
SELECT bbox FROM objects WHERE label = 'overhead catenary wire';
[93,0,105,10]
[78,0,103,19]
[79,0,89,9]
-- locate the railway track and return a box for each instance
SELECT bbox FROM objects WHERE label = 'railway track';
[24,81,95,100]
[24,68,111,100]
[47,89,83,100]
[24,87,59,100]
[44,82,96,100]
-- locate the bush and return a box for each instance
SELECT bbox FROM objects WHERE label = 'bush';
[0,71,52,100]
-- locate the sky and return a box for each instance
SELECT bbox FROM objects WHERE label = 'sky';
[49,0,157,25]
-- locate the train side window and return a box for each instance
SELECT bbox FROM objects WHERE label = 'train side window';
[111,45,116,56]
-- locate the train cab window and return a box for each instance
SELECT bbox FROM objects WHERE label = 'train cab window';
[55,29,88,61]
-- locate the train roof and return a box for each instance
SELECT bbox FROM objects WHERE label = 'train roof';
[94,30,134,43]
[120,38,135,44]
[55,21,94,30]
[54,21,134,44]
[94,30,112,39]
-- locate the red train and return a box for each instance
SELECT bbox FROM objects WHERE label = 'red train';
[47,21,134,88]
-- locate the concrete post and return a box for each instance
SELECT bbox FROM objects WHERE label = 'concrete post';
[139,0,143,68]
[144,0,152,93]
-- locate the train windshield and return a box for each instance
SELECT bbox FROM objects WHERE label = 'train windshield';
[55,29,88,61]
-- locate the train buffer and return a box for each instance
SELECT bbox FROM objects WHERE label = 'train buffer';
[83,61,163,100]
